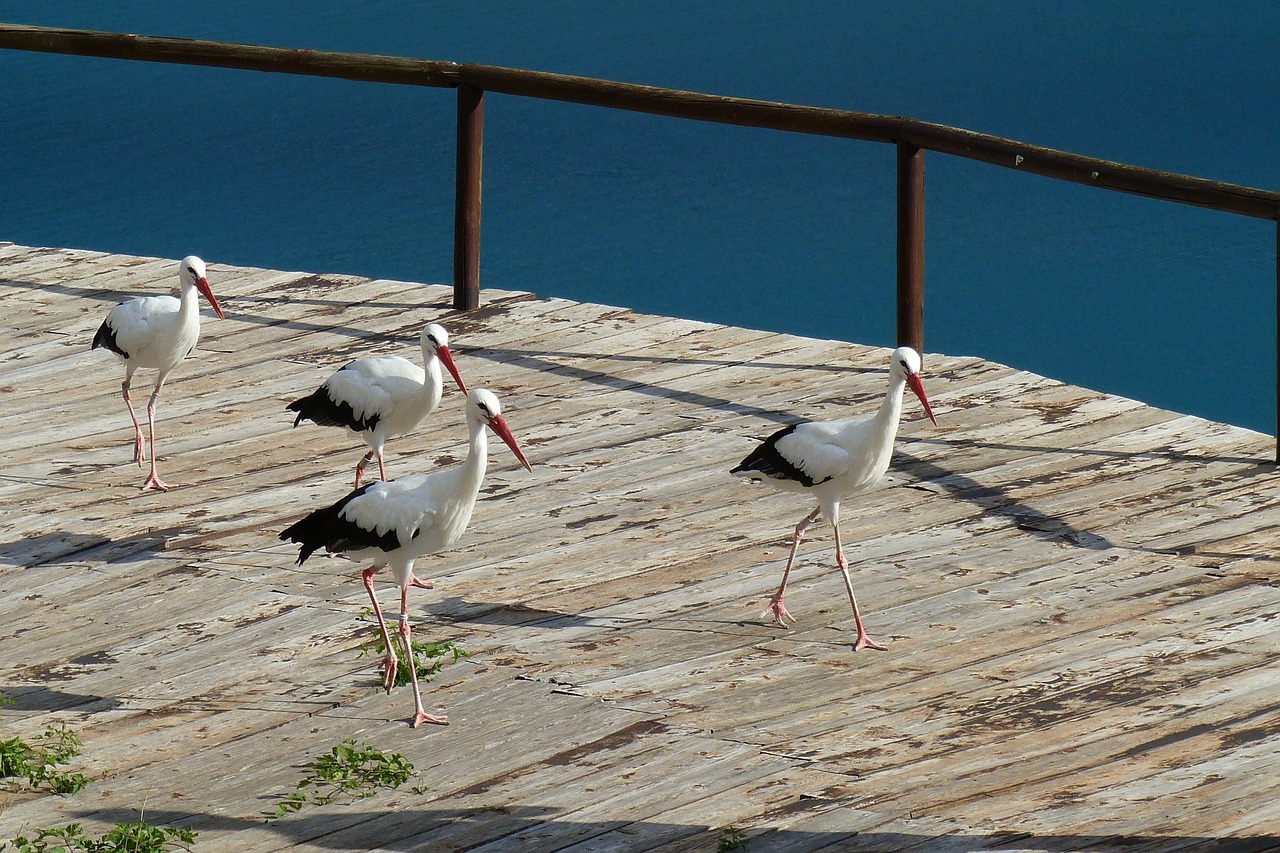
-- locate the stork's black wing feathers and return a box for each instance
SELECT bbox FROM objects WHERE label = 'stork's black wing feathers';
[286,364,381,431]
[91,318,129,358]
[286,388,378,430]
[730,423,828,488]
[279,483,400,564]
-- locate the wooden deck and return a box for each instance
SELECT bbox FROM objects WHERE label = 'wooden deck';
[2,243,1279,852]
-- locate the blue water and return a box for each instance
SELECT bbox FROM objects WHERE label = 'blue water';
[2,2,1277,431]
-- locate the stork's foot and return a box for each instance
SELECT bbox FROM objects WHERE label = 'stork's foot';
[408,574,434,590]
[412,710,449,728]
[133,433,146,465]
[853,633,888,652]
[761,594,794,628]
[379,653,398,693]
[141,472,175,492]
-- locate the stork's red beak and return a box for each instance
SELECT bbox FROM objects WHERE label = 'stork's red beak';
[195,277,225,320]
[438,345,468,395]
[906,373,937,426]
[489,414,532,472]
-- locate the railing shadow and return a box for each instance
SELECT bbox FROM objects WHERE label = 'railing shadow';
[422,596,606,629]
[0,274,451,342]
[894,440,1273,559]
[462,343,885,427]
[74,806,1280,852]
[461,344,880,374]
[0,685,122,713]
[909,435,1273,469]
[894,448,1116,551]
[0,526,198,569]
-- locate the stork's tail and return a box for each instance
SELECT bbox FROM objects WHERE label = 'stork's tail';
[286,387,374,431]
[279,507,337,565]
[285,394,314,428]
[279,483,381,564]
[91,318,129,358]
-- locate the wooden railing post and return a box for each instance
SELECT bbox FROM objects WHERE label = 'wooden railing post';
[896,142,925,354]
[454,84,484,310]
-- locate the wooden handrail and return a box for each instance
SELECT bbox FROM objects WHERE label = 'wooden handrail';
[2,24,1277,220]
[0,23,460,86]
[457,62,1280,221]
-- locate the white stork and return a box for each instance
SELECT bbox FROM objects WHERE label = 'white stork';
[280,388,532,728]
[731,346,937,652]
[91,255,225,491]
[287,323,467,487]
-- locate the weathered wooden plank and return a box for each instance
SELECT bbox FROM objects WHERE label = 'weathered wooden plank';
[0,678,657,852]
[4,244,1280,852]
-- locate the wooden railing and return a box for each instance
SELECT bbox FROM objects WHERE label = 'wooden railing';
[3,23,1279,458]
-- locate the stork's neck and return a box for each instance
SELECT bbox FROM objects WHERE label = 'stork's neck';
[872,372,908,440]
[176,280,200,321]
[421,344,443,387]
[459,415,490,491]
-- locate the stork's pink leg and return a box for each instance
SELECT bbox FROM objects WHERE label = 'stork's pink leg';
[355,452,374,489]
[833,522,886,652]
[361,567,398,693]
[121,380,145,465]
[398,585,448,728]
[376,452,388,484]
[140,391,174,491]
[762,507,821,627]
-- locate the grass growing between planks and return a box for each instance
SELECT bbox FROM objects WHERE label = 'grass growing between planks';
[0,726,91,795]
[717,827,749,851]
[0,707,197,852]
[0,822,196,853]
[357,609,468,689]
[268,739,428,818]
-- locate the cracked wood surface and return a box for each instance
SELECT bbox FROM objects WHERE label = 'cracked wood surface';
[1,242,1278,852]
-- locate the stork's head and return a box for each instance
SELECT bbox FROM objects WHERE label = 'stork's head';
[423,323,467,394]
[890,346,936,426]
[469,388,532,472]
[179,255,224,319]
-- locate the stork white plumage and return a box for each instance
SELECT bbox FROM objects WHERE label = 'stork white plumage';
[280,388,532,728]
[287,323,467,487]
[91,255,225,491]
[731,346,937,652]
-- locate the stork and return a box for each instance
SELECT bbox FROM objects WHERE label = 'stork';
[731,346,937,652]
[91,255,224,491]
[280,388,532,728]
[287,323,467,487]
